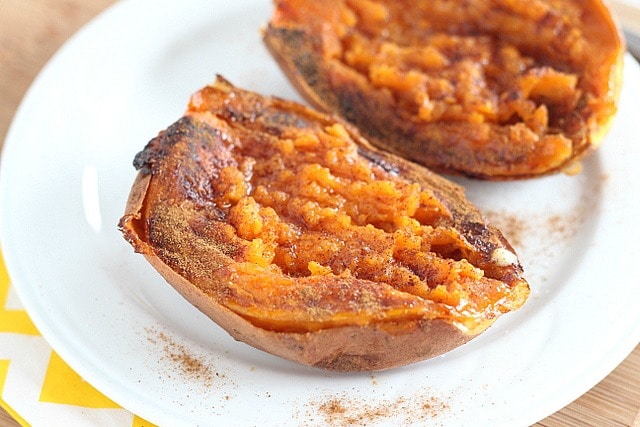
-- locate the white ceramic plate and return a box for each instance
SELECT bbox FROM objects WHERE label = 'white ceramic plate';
[2,1,640,426]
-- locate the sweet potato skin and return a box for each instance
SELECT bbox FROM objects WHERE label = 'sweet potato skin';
[119,77,529,371]
[125,231,473,371]
[264,0,624,179]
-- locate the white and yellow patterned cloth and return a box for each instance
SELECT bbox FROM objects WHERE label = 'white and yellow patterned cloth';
[0,249,156,426]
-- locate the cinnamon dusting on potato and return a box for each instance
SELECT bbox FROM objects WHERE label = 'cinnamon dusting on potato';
[120,77,530,371]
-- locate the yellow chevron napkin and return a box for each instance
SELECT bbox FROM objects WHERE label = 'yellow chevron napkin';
[0,249,156,427]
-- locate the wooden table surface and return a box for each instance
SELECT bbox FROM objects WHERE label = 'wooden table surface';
[1,1,638,426]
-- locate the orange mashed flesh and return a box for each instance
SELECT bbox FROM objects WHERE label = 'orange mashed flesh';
[265,0,622,177]
[170,87,525,333]
[339,0,585,131]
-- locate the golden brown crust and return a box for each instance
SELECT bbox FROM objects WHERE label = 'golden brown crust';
[263,0,624,179]
[119,76,529,371]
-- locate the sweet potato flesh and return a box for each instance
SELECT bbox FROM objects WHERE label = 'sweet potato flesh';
[126,79,528,335]
[266,0,623,178]
[205,117,506,323]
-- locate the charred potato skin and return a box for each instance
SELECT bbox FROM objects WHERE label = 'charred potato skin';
[119,77,529,371]
[263,0,624,180]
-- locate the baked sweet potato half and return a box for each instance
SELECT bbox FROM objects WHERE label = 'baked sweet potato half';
[264,0,624,179]
[119,76,529,371]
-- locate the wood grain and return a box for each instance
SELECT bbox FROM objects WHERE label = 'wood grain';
[0,1,638,426]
